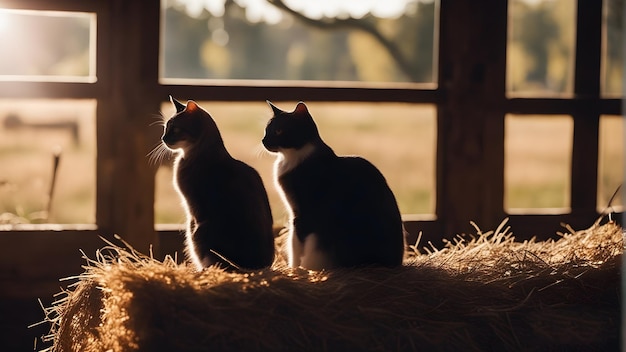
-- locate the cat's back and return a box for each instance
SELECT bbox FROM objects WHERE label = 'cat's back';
[329,156,394,196]
[288,153,401,226]
[186,155,275,269]
[228,158,273,213]
[208,157,271,215]
[177,154,272,224]
[305,154,404,267]
[337,156,401,215]
[335,155,386,180]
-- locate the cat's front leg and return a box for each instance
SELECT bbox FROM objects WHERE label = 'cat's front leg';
[289,230,303,268]
[292,217,333,270]
[288,218,304,268]
[185,223,206,271]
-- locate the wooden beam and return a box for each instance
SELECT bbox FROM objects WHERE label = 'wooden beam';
[0,81,101,99]
[95,0,160,253]
[570,0,603,213]
[436,0,508,236]
[507,98,621,115]
[159,84,440,103]
[507,211,619,241]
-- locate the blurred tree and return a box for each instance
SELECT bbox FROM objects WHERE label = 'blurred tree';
[162,0,436,83]
[520,5,558,83]
[508,0,575,94]
[162,5,211,78]
[267,0,434,82]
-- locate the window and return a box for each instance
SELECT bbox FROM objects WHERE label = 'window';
[0,7,97,226]
[0,0,621,242]
[0,9,96,82]
[504,0,623,234]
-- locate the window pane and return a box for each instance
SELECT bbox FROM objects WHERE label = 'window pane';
[507,0,576,96]
[602,0,623,96]
[0,100,96,225]
[154,101,436,225]
[598,115,624,211]
[505,115,573,212]
[0,9,96,82]
[161,0,437,84]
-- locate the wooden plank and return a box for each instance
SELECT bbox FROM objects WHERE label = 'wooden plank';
[436,0,508,236]
[506,211,619,241]
[0,0,106,12]
[0,81,101,99]
[159,84,440,103]
[0,230,103,297]
[570,0,603,212]
[507,98,622,115]
[574,0,603,97]
[95,0,160,254]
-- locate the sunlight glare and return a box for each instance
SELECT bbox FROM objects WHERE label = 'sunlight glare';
[0,9,12,33]
[176,0,417,23]
[284,0,411,19]
[178,0,226,18]
[236,0,283,24]
[181,0,207,17]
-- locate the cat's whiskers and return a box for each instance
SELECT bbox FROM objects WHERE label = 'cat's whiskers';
[146,143,162,165]
[149,112,167,127]
[147,142,172,166]
[147,113,169,165]
[253,143,273,160]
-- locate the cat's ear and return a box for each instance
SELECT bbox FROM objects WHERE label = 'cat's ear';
[267,100,284,116]
[186,100,199,112]
[294,101,309,115]
[170,95,186,113]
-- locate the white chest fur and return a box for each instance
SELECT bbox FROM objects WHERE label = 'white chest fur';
[275,143,316,176]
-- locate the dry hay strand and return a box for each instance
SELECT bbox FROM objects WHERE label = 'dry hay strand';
[41,218,622,352]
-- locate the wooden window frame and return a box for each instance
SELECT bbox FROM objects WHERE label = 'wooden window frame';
[0,0,621,258]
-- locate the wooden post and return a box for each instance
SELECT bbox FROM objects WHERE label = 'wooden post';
[95,0,161,254]
[437,0,508,236]
[571,0,602,214]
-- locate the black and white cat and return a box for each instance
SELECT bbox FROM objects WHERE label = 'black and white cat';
[262,101,405,270]
[160,96,275,271]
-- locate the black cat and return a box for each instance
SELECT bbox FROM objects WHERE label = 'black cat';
[160,96,275,271]
[262,101,405,270]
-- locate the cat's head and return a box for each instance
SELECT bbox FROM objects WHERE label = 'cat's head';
[262,101,321,153]
[162,96,223,155]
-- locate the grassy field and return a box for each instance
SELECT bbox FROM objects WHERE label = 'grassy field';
[0,99,622,225]
[598,115,625,209]
[0,99,96,224]
[505,115,574,211]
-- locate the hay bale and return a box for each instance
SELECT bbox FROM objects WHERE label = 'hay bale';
[43,219,622,351]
